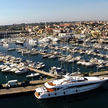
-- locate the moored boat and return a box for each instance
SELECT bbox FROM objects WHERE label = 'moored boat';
[35,74,108,99]
[26,73,40,78]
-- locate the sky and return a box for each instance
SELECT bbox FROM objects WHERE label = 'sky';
[0,0,108,25]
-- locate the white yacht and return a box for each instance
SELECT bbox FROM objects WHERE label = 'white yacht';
[1,66,11,72]
[15,40,24,45]
[48,55,57,59]
[35,62,45,69]
[15,67,28,74]
[35,74,108,99]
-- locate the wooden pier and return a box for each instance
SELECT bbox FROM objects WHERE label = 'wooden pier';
[27,67,60,78]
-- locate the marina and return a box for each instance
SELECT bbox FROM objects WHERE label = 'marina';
[1,0,108,107]
[0,36,108,98]
[0,21,108,107]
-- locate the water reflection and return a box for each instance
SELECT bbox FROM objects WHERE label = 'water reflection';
[36,88,108,108]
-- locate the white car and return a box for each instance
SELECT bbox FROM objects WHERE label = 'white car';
[6,80,18,87]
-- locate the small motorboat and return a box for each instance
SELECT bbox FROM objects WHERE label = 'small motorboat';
[26,73,40,78]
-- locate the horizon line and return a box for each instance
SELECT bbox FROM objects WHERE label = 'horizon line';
[0,20,108,26]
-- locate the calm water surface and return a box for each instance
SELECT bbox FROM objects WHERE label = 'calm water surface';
[0,88,108,108]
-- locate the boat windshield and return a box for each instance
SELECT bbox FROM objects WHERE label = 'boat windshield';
[46,88,55,92]
[47,82,56,86]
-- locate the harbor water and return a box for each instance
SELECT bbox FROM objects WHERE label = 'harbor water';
[0,88,108,108]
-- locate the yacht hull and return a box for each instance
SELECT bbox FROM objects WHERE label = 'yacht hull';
[35,81,104,99]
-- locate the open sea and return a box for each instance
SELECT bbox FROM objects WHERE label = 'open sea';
[0,40,108,108]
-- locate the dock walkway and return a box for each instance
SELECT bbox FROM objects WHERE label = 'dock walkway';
[89,71,108,76]
[27,67,60,78]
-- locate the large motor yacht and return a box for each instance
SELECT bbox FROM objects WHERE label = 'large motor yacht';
[35,74,108,99]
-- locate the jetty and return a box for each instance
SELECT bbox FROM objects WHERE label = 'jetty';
[89,71,108,76]
[27,67,60,78]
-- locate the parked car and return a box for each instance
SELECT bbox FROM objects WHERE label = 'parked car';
[6,80,18,88]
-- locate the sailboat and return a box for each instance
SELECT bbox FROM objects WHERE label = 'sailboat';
[2,33,9,48]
